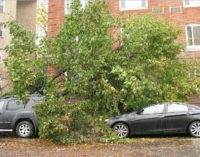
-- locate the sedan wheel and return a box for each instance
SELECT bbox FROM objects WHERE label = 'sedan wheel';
[113,123,129,138]
[189,121,200,137]
[16,121,34,138]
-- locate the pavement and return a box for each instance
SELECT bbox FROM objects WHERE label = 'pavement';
[0,134,199,157]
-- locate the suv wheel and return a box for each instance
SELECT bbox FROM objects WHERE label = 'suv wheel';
[16,121,34,138]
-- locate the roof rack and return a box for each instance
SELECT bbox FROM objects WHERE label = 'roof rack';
[1,95,14,99]
[30,93,43,97]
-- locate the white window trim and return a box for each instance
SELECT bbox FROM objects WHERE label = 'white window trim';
[152,7,164,14]
[0,0,5,13]
[65,0,71,14]
[183,0,200,8]
[169,6,182,13]
[119,0,148,11]
[185,24,200,51]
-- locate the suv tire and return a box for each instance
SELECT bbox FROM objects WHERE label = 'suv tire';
[16,121,34,138]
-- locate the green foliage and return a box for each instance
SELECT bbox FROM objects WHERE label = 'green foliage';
[35,81,116,144]
[5,0,200,144]
[5,21,47,100]
[113,15,200,110]
[35,0,122,144]
[36,4,48,36]
[0,92,15,99]
[49,0,120,114]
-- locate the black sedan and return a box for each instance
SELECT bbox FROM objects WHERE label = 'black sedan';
[105,103,200,138]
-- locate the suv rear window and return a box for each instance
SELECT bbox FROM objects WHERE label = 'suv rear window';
[6,100,24,111]
[0,100,4,112]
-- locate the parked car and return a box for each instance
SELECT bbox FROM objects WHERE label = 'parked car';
[0,94,43,138]
[105,103,200,138]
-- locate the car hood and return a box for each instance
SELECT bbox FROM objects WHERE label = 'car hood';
[113,112,137,120]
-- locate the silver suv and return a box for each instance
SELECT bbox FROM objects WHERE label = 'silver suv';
[0,94,43,138]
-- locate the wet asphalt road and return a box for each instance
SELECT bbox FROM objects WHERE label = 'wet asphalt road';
[0,134,199,157]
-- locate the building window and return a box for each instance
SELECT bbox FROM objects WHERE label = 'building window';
[0,49,3,63]
[120,0,148,11]
[184,0,200,7]
[170,7,182,13]
[65,0,89,14]
[186,25,200,51]
[0,0,5,13]
[152,7,164,14]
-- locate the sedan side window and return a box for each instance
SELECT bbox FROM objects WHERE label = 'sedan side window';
[141,104,165,114]
[0,101,4,112]
[190,105,200,111]
[167,104,188,113]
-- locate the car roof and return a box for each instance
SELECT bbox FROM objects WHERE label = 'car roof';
[0,94,44,102]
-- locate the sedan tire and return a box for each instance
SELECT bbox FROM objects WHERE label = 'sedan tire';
[188,121,200,137]
[113,122,129,138]
[16,121,34,138]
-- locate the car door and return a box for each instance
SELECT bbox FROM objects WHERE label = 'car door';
[163,103,190,133]
[2,99,24,129]
[131,104,166,134]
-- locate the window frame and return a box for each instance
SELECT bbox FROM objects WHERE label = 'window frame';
[183,0,200,8]
[166,103,189,113]
[119,0,148,11]
[0,0,5,13]
[185,24,200,51]
[152,7,164,14]
[169,6,182,14]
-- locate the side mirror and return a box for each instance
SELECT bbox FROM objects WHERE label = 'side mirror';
[137,109,144,114]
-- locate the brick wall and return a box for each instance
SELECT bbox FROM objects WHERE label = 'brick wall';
[48,0,200,54]
[48,0,65,36]
[188,96,200,106]
[47,0,65,83]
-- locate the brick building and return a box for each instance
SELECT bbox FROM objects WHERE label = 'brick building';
[48,0,200,57]
[48,0,200,104]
